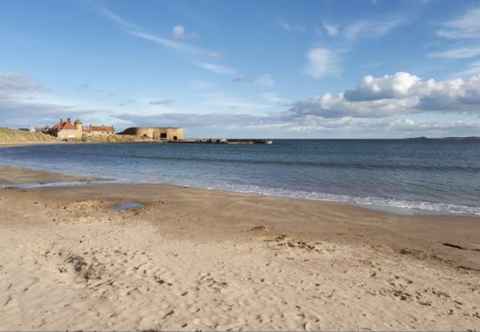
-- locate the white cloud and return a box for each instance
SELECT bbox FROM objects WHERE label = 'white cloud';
[437,7,480,39]
[290,92,416,119]
[291,72,480,119]
[344,72,420,101]
[305,48,339,79]
[321,23,339,37]
[193,62,237,75]
[172,25,185,40]
[429,47,480,59]
[416,76,480,110]
[4,70,480,137]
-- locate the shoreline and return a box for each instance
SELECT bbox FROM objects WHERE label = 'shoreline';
[1,157,479,217]
[1,165,480,329]
[1,165,480,262]
[0,140,163,148]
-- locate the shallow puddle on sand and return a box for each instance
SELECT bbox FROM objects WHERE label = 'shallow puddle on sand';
[112,201,144,212]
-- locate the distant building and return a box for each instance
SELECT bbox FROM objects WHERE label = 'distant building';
[47,118,83,140]
[18,127,35,132]
[46,119,115,140]
[119,127,184,141]
[83,125,115,137]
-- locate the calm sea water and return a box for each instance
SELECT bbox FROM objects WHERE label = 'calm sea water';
[1,140,479,216]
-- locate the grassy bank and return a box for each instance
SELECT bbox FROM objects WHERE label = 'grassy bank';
[0,128,163,145]
[0,128,55,145]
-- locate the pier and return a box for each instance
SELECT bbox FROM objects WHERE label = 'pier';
[170,138,273,144]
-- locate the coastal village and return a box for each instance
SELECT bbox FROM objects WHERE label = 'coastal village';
[42,118,185,143]
[1,118,272,145]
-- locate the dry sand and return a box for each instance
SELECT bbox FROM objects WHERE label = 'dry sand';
[0,166,479,330]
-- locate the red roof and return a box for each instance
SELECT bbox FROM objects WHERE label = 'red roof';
[52,121,76,131]
[84,125,114,133]
[49,120,114,134]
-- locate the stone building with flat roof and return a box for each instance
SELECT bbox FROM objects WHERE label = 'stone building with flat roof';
[119,127,184,141]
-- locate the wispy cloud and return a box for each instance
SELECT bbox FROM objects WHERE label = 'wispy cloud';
[317,18,405,41]
[149,99,175,106]
[189,80,215,90]
[429,47,480,59]
[279,20,306,32]
[232,74,275,89]
[320,23,339,37]
[343,18,405,40]
[99,7,140,31]
[193,62,237,75]
[0,74,45,98]
[0,73,109,128]
[260,92,291,106]
[128,31,220,58]
[192,90,279,114]
[437,6,480,39]
[254,74,275,88]
[457,61,480,77]
[100,7,221,58]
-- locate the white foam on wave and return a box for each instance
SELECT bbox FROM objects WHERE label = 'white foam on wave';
[2,161,479,216]
[201,182,480,216]
[0,179,117,190]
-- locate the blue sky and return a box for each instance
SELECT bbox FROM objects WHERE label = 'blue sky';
[1,0,480,138]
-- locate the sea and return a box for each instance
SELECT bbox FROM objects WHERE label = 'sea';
[1,139,479,216]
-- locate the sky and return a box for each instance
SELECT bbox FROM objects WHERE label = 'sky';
[1,0,480,138]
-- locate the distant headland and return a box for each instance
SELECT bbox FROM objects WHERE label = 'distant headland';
[404,136,480,142]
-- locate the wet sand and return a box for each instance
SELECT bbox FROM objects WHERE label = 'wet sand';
[0,166,479,330]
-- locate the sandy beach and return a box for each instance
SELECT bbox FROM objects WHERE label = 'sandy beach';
[4,0,480,329]
[0,166,479,330]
